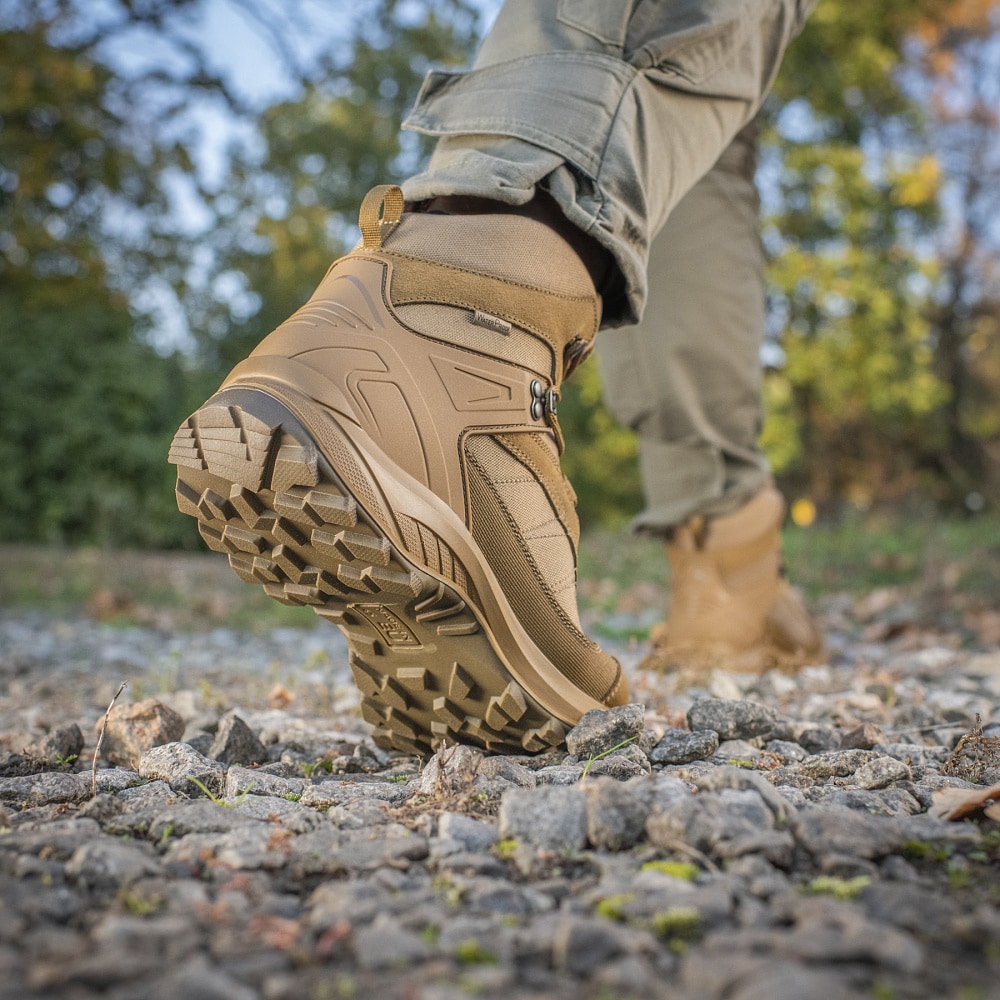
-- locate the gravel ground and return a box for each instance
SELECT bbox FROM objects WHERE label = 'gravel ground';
[1,599,1000,1000]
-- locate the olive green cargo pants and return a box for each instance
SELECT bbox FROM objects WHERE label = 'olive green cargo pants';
[403,0,816,531]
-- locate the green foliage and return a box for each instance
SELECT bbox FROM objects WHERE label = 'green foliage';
[204,0,482,370]
[453,938,498,964]
[0,13,217,546]
[5,0,999,546]
[650,906,701,942]
[759,0,1000,510]
[802,875,873,900]
[594,892,635,922]
[559,361,642,529]
[640,860,700,882]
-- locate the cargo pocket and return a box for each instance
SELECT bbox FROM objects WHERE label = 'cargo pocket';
[628,0,755,98]
[557,0,633,50]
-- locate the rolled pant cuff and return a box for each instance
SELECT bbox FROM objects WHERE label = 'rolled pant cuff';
[631,436,770,535]
[403,54,637,179]
[402,54,647,326]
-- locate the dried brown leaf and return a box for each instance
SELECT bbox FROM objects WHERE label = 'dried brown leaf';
[929,781,1000,821]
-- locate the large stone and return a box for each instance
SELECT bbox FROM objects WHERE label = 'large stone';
[99,700,185,767]
[137,742,225,797]
[686,699,778,741]
[498,785,588,852]
[565,704,646,758]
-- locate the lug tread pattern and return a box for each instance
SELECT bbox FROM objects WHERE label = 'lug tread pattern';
[169,393,570,756]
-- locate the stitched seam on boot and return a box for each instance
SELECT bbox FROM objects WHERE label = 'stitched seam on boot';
[465,444,605,658]
[495,432,580,559]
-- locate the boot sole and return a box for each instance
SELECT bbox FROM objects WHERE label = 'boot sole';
[169,385,592,755]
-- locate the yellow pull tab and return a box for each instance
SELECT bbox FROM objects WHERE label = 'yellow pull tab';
[359,184,404,249]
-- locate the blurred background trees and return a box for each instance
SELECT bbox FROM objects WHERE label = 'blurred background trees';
[1,0,998,545]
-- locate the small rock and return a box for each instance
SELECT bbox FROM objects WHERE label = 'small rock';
[800,749,878,781]
[647,788,775,858]
[535,764,585,785]
[137,742,225,797]
[99,699,185,767]
[438,813,499,852]
[478,756,536,788]
[25,725,85,765]
[627,773,693,815]
[91,768,142,793]
[146,956,259,1000]
[795,806,977,860]
[840,722,886,750]
[418,744,483,795]
[351,914,431,970]
[209,714,268,765]
[147,800,257,840]
[583,776,649,851]
[764,740,808,762]
[225,765,304,799]
[686,699,778,741]
[0,772,90,807]
[115,780,178,809]
[184,733,214,757]
[552,916,632,974]
[65,839,161,890]
[797,726,842,754]
[498,785,588,852]
[585,743,651,780]
[650,727,720,765]
[78,794,126,824]
[713,739,765,765]
[299,779,410,809]
[875,743,950,768]
[565,704,646,757]
[854,755,912,790]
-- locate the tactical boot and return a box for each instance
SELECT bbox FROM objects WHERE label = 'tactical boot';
[645,485,822,671]
[169,185,628,755]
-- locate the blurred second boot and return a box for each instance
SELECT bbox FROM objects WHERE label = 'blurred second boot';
[644,486,823,672]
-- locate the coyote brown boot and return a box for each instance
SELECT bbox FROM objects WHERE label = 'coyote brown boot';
[169,185,628,755]
[645,486,822,671]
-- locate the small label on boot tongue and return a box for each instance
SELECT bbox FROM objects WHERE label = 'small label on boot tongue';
[471,310,512,335]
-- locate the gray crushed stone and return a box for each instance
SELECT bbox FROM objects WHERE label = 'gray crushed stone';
[0,609,998,999]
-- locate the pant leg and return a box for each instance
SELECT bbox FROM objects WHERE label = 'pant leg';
[594,121,771,532]
[402,0,815,327]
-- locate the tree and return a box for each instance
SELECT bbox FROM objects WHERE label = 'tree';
[907,3,1000,501]
[197,0,483,370]
[757,0,1000,511]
